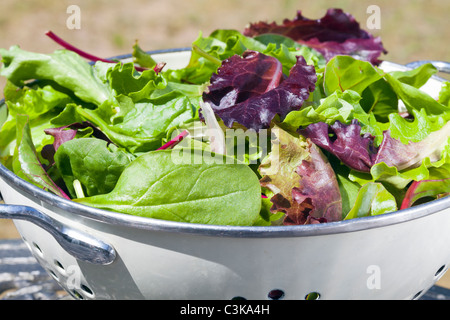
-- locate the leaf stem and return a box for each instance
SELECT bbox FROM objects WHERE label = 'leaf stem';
[45,30,150,72]
[157,130,190,150]
[192,45,222,67]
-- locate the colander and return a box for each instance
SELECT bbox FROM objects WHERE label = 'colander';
[0,49,449,300]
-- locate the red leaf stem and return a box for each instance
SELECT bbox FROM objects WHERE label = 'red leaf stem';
[157,130,189,150]
[45,30,154,72]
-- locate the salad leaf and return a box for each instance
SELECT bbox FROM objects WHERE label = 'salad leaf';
[54,138,133,198]
[349,136,450,194]
[105,62,168,102]
[243,8,387,65]
[299,120,377,172]
[384,72,450,116]
[202,50,317,130]
[259,126,342,225]
[388,62,437,89]
[401,166,450,209]
[281,89,366,130]
[12,114,70,199]
[75,92,197,153]
[374,121,450,170]
[360,78,399,122]
[0,82,71,160]
[166,29,324,85]
[0,46,112,106]
[323,55,383,96]
[132,41,158,68]
[439,81,450,106]
[75,149,262,226]
[343,182,397,220]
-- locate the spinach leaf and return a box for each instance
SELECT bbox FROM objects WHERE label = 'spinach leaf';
[323,55,383,96]
[54,138,133,198]
[75,149,262,226]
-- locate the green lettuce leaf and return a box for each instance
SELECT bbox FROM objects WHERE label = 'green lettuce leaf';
[132,41,158,68]
[323,55,383,96]
[438,81,450,107]
[384,72,450,116]
[281,89,366,130]
[0,82,71,161]
[344,182,397,220]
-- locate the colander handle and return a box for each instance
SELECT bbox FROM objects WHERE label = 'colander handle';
[0,204,116,265]
[405,60,450,74]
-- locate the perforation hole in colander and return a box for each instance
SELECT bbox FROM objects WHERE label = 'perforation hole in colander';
[23,238,96,300]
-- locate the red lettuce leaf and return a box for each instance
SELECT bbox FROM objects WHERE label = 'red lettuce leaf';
[202,50,316,130]
[299,119,449,173]
[259,127,342,225]
[243,8,387,65]
[299,120,377,172]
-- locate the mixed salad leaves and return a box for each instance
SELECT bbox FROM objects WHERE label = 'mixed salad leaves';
[0,8,449,226]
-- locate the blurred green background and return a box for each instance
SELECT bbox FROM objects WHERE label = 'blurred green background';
[0,0,449,287]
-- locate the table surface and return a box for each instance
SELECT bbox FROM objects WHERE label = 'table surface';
[0,238,449,300]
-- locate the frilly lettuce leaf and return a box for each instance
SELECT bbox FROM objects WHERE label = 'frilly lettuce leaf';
[439,81,450,107]
[400,165,450,209]
[299,120,377,172]
[243,8,387,65]
[259,126,342,225]
[350,136,450,190]
[0,82,72,162]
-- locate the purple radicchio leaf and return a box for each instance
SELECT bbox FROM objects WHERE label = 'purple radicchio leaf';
[299,120,377,172]
[243,8,387,65]
[202,50,317,131]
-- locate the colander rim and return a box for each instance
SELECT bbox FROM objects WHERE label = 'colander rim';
[1,160,449,238]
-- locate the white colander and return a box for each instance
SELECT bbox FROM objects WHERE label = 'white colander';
[0,49,449,300]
